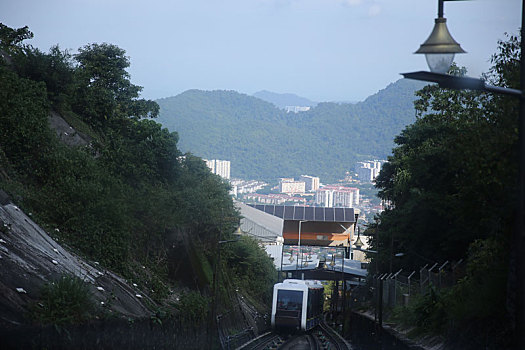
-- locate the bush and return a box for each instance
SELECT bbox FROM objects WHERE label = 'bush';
[32,274,94,325]
[389,237,511,347]
[175,291,209,324]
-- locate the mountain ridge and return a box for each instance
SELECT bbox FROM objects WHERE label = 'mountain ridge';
[156,79,426,181]
[252,90,318,109]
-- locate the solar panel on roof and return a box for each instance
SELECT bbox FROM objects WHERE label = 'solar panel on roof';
[325,208,335,221]
[344,208,354,221]
[334,208,344,221]
[314,207,324,221]
[274,205,284,218]
[264,205,275,215]
[305,207,314,221]
[295,206,305,220]
[283,206,295,219]
[248,204,355,222]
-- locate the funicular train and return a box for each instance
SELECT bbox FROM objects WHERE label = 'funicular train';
[271,279,324,332]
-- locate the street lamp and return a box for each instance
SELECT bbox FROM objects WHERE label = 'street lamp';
[415,0,465,73]
[354,226,364,251]
[353,226,377,255]
[218,226,243,244]
[403,0,525,346]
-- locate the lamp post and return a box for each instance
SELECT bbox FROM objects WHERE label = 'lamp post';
[402,0,525,346]
[296,220,307,275]
[354,226,364,252]
[276,236,285,281]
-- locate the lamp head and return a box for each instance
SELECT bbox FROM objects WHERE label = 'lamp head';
[233,226,243,237]
[415,17,465,73]
[354,236,364,249]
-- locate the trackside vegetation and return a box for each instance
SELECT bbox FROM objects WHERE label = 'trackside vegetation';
[368,35,520,349]
[0,23,276,325]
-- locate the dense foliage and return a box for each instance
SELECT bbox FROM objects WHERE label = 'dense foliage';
[369,35,519,347]
[252,90,317,109]
[0,23,275,314]
[156,79,425,182]
[223,236,278,304]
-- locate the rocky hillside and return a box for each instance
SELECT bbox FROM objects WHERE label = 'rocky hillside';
[0,190,154,328]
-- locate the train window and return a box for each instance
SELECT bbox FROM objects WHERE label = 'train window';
[307,288,322,318]
[277,290,303,311]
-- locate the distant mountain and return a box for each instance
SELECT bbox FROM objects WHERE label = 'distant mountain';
[156,79,426,181]
[253,90,317,109]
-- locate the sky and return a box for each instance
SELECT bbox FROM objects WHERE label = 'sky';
[1,0,521,102]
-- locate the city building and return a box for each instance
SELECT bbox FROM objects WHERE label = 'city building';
[300,175,320,192]
[284,106,311,113]
[243,193,307,206]
[279,178,305,195]
[230,179,267,197]
[315,185,359,208]
[204,159,231,179]
[355,160,383,182]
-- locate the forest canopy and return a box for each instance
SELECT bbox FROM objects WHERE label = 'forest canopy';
[156,78,426,182]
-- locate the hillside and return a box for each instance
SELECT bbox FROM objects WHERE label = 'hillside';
[156,79,426,181]
[252,90,317,109]
[1,24,276,348]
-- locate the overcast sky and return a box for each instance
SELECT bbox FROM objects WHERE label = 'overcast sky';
[1,0,521,102]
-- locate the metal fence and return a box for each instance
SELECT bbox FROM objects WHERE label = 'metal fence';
[366,259,465,312]
[216,292,269,350]
[217,309,256,350]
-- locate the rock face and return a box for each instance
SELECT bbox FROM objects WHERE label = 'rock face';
[47,111,91,147]
[0,195,154,328]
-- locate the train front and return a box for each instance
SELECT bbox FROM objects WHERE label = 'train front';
[271,280,308,332]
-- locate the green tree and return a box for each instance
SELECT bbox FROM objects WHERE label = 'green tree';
[223,236,277,304]
[372,60,518,270]
[72,43,158,129]
[369,35,519,346]
[0,23,33,55]
[14,45,75,110]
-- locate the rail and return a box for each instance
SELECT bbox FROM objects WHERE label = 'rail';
[316,322,352,350]
[235,331,282,350]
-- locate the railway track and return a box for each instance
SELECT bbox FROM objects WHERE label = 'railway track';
[314,322,352,350]
[235,323,351,350]
[236,331,283,350]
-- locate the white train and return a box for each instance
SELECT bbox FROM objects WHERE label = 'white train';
[271,279,324,332]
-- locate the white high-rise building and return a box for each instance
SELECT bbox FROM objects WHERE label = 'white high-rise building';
[300,175,320,192]
[356,160,383,182]
[315,185,359,208]
[204,159,231,179]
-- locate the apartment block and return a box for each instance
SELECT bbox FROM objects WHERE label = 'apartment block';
[315,185,359,208]
[204,159,231,179]
[300,175,320,192]
[279,178,305,195]
[355,160,383,182]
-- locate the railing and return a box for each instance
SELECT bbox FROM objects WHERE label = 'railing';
[353,259,465,319]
